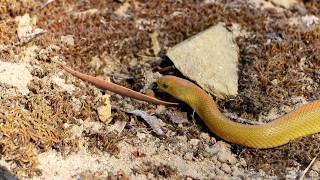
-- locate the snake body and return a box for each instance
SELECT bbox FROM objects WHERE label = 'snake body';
[157,75,320,149]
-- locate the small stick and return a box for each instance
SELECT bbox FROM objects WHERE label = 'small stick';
[57,62,178,106]
[299,155,318,180]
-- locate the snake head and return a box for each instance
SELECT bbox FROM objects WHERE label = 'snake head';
[157,75,192,103]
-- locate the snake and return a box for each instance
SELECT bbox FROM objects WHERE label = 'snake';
[58,62,320,149]
[157,75,320,149]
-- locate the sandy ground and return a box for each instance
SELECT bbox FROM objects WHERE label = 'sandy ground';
[0,0,319,179]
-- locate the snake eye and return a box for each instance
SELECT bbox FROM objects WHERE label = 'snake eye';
[162,83,169,89]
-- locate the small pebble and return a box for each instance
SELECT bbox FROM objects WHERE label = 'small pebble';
[176,135,187,142]
[222,175,230,179]
[211,156,218,163]
[189,138,200,146]
[147,173,154,179]
[239,158,247,167]
[312,160,320,172]
[155,105,166,114]
[123,103,134,112]
[215,168,225,176]
[200,132,211,142]
[63,123,70,129]
[308,170,319,178]
[71,97,82,112]
[184,152,193,161]
[203,144,219,158]
[61,35,74,46]
[210,143,221,155]
[231,166,238,172]
[232,168,243,177]
[211,137,216,143]
[136,132,146,140]
[221,163,232,173]
[218,152,237,165]
[285,170,297,179]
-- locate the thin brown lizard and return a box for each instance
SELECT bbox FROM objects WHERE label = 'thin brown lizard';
[56,62,178,106]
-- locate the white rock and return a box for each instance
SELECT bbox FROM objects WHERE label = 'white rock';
[210,143,222,153]
[61,35,75,46]
[215,168,225,176]
[51,75,76,94]
[189,139,200,146]
[73,9,98,18]
[200,132,211,142]
[15,13,45,43]
[218,151,237,165]
[285,169,297,179]
[167,23,239,99]
[205,144,220,156]
[301,15,319,28]
[89,56,102,71]
[176,135,188,142]
[111,120,127,134]
[248,0,282,10]
[184,152,193,161]
[16,14,33,41]
[136,132,146,140]
[69,125,83,139]
[97,94,112,124]
[71,97,82,112]
[114,1,130,17]
[221,163,232,173]
[232,167,245,178]
[21,45,39,63]
[150,31,161,55]
[239,158,247,167]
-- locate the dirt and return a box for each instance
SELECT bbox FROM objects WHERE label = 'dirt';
[0,0,319,179]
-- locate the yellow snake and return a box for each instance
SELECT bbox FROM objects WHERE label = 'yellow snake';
[157,75,320,149]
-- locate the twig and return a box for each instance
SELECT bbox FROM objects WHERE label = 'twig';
[41,0,55,9]
[299,155,318,180]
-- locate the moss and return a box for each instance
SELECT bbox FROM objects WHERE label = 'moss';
[0,0,319,178]
[84,131,121,156]
[132,161,178,179]
[0,0,40,18]
[236,135,320,176]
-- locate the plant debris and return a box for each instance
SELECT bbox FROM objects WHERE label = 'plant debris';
[131,110,166,136]
[0,0,319,179]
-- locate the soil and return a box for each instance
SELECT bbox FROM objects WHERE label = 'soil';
[0,0,319,179]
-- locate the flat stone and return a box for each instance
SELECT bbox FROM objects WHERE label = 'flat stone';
[167,23,239,99]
